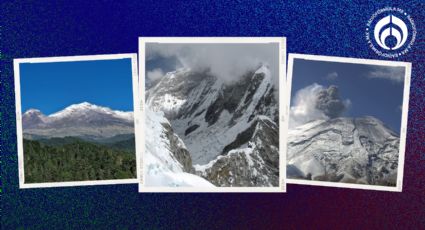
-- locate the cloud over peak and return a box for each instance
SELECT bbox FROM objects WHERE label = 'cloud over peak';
[146,43,279,85]
[147,68,164,82]
[289,84,351,128]
[315,85,347,118]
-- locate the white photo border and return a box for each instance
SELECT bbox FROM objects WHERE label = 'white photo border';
[138,37,287,193]
[285,53,411,192]
[14,54,139,189]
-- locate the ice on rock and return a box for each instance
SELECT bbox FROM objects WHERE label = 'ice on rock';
[287,117,399,186]
[146,65,280,187]
[145,107,214,187]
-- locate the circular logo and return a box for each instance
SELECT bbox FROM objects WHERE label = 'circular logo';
[366,7,416,58]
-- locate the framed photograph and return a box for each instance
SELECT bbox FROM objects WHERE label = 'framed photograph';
[14,54,139,188]
[138,37,287,192]
[285,54,411,192]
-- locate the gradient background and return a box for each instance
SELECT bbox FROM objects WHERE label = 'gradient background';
[1,1,424,228]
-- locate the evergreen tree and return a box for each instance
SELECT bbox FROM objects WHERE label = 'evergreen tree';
[23,138,136,183]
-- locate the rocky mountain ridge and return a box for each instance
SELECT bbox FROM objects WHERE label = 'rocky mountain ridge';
[287,116,399,186]
[145,65,280,187]
[22,102,134,140]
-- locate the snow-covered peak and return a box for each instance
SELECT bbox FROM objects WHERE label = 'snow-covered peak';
[254,64,271,76]
[250,64,272,88]
[165,68,191,78]
[22,108,47,129]
[67,101,96,109]
[48,102,133,121]
[49,102,101,117]
[289,116,398,141]
[357,115,386,126]
[146,68,215,119]
[287,116,400,185]
[23,108,44,116]
[23,102,134,140]
[146,63,278,165]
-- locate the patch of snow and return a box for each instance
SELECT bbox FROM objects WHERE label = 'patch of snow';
[145,107,215,187]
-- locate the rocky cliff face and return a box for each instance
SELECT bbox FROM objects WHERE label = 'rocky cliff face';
[195,116,279,187]
[146,65,279,187]
[287,116,399,186]
[144,108,213,187]
[160,122,193,173]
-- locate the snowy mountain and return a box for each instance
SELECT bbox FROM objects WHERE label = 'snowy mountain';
[144,108,214,187]
[146,65,279,187]
[287,116,399,186]
[195,115,279,186]
[22,102,134,140]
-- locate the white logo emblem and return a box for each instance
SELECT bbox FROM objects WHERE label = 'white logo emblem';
[366,7,416,58]
[374,15,408,50]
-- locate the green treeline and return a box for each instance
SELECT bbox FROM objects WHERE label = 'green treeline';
[23,138,136,183]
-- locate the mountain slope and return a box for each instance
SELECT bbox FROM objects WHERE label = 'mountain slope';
[146,65,279,187]
[287,116,399,186]
[22,102,134,140]
[148,65,278,164]
[144,108,214,187]
[195,116,279,186]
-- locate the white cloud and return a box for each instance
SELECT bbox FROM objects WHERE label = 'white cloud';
[289,83,351,129]
[147,68,164,82]
[368,66,405,83]
[146,43,279,85]
[325,72,338,80]
[289,84,328,128]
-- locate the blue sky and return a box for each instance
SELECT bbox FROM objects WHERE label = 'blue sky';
[20,58,134,114]
[291,59,406,133]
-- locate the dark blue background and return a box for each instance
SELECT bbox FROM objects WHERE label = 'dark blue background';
[1,1,424,228]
